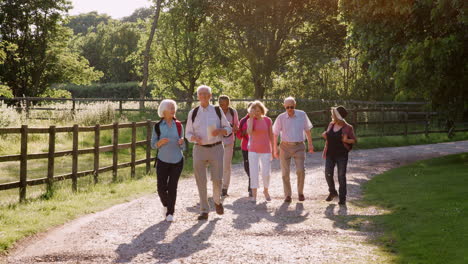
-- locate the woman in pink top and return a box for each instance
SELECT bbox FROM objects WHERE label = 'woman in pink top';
[246,100,274,202]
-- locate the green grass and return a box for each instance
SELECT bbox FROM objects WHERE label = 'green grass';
[0,167,156,254]
[361,153,468,264]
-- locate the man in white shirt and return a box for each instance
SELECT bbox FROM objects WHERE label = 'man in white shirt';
[273,97,314,203]
[186,85,232,220]
[218,95,239,197]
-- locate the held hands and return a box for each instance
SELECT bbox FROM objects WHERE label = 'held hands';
[273,148,280,159]
[233,124,239,134]
[156,138,170,148]
[178,138,184,145]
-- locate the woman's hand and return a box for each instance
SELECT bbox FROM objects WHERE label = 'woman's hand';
[322,131,327,140]
[157,138,170,148]
[178,138,184,145]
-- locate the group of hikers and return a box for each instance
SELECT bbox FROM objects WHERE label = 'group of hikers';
[151,85,357,222]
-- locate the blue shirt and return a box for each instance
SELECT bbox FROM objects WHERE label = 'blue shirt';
[151,120,185,164]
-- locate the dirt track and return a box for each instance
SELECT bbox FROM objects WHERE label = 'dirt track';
[5,141,468,264]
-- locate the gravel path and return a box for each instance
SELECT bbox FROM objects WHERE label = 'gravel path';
[5,141,468,264]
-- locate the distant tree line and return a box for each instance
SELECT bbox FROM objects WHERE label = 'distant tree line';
[0,0,466,118]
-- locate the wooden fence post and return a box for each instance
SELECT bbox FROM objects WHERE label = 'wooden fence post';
[352,110,358,134]
[72,98,76,115]
[425,112,429,137]
[47,125,56,193]
[380,108,385,137]
[131,122,136,178]
[119,100,123,116]
[146,119,152,174]
[19,125,28,202]
[112,122,119,182]
[93,124,100,184]
[72,124,79,192]
[404,111,408,136]
[25,98,30,119]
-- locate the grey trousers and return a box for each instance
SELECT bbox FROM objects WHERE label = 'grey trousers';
[193,144,224,213]
[279,142,306,197]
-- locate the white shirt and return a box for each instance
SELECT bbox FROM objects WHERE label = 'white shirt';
[272,110,313,142]
[185,104,233,145]
[221,108,239,145]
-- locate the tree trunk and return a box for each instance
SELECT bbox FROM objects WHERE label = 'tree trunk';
[140,0,163,109]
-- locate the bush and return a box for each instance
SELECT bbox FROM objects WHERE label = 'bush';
[73,101,116,126]
[0,102,23,127]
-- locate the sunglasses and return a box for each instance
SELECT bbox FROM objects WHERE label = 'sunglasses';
[285,106,295,109]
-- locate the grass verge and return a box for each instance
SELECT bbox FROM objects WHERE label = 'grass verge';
[361,153,468,264]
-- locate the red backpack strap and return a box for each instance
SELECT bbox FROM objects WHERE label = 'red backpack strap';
[175,120,182,137]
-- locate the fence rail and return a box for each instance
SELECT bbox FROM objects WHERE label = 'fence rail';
[0,120,155,202]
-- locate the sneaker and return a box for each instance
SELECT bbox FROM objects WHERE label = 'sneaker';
[298,194,305,202]
[221,189,228,197]
[166,214,174,222]
[325,193,338,202]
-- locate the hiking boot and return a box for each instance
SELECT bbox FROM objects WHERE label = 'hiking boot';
[197,213,208,220]
[215,203,224,215]
[325,193,338,202]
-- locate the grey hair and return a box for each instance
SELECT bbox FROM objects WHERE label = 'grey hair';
[284,96,296,104]
[158,99,177,118]
[197,85,212,95]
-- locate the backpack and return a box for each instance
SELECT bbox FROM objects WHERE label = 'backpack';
[191,106,234,137]
[153,118,183,168]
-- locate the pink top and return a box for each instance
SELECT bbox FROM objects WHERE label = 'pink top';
[248,117,272,153]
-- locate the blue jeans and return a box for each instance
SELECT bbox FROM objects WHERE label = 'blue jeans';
[325,154,348,201]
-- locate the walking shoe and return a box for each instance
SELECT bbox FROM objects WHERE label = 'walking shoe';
[325,193,338,202]
[197,213,208,220]
[264,190,271,201]
[221,189,228,197]
[338,198,346,205]
[215,203,224,215]
[298,194,305,201]
[166,214,174,222]
[284,196,292,203]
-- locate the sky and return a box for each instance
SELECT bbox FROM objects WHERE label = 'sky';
[69,0,153,19]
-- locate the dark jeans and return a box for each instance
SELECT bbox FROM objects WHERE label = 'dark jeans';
[325,154,348,200]
[242,150,251,193]
[156,158,183,215]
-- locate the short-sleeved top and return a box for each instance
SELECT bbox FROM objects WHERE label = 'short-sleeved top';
[151,120,185,164]
[272,110,313,142]
[325,124,348,157]
[248,117,272,154]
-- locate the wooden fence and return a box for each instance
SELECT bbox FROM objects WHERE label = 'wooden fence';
[0,120,155,202]
[1,98,467,202]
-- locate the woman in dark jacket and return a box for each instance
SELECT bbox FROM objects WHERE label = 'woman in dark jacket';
[322,106,357,205]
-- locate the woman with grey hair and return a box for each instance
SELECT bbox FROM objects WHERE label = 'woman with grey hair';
[151,99,185,222]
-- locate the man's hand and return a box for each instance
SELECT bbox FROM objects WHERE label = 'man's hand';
[191,135,203,145]
[308,143,314,153]
[157,138,170,148]
[212,128,226,137]
[233,124,239,133]
[178,138,184,145]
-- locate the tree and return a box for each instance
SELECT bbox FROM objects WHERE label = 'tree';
[150,0,222,104]
[71,21,142,83]
[341,0,468,115]
[210,0,320,99]
[140,0,163,108]
[122,7,154,23]
[65,12,112,35]
[0,0,102,97]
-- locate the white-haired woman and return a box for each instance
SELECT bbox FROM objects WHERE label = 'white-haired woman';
[247,100,274,203]
[151,99,185,222]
